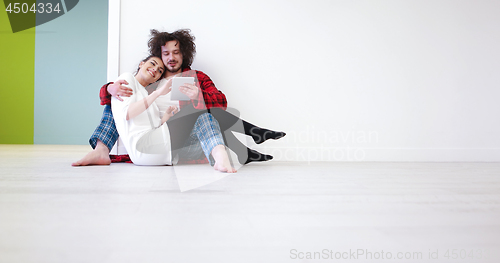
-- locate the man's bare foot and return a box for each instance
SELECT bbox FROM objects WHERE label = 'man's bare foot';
[211,145,237,173]
[72,141,111,166]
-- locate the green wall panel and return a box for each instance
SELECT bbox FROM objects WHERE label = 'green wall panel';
[0,0,35,144]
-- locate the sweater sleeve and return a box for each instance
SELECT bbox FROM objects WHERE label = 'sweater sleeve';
[99,82,113,106]
[192,70,227,110]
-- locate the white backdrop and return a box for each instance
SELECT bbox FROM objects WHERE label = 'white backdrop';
[109,0,500,162]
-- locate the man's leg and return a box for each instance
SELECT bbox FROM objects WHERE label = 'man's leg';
[166,105,208,151]
[207,108,274,164]
[220,129,273,165]
[88,105,120,151]
[72,105,119,166]
[209,107,286,144]
[176,113,236,173]
[72,140,111,166]
[194,113,236,173]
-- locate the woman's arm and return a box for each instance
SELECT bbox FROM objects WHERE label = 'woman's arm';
[126,79,172,120]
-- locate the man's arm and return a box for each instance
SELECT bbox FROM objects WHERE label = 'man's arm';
[99,83,112,105]
[192,70,227,110]
[99,80,133,105]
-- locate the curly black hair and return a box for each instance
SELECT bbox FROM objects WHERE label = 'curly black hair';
[148,29,196,70]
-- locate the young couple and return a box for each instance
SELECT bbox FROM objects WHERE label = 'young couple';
[72,29,285,173]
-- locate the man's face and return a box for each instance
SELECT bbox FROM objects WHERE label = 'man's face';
[161,40,183,75]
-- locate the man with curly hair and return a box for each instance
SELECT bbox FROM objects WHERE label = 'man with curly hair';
[73,29,229,166]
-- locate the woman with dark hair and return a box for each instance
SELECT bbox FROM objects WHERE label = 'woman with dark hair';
[73,29,285,168]
[107,55,236,172]
[89,55,284,173]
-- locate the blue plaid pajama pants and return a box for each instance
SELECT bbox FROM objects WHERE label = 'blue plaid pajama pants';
[90,105,224,165]
[89,105,119,151]
[175,112,224,165]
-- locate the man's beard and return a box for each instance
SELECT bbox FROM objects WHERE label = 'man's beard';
[166,61,181,73]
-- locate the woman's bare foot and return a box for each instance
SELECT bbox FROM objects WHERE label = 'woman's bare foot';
[211,145,237,173]
[72,141,111,166]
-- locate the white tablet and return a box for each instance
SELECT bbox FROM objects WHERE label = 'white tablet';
[171,77,195,101]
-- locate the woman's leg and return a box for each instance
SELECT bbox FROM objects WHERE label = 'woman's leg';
[209,107,286,144]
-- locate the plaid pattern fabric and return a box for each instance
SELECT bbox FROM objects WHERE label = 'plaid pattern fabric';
[99,67,227,110]
[89,105,119,151]
[99,82,113,106]
[176,113,224,166]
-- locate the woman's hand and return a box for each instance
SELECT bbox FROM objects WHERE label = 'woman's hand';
[157,78,173,96]
[108,80,132,101]
[161,106,178,124]
[166,106,178,116]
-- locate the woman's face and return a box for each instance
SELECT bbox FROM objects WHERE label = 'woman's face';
[139,57,165,84]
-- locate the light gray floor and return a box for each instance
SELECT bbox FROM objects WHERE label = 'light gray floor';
[0,145,499,263]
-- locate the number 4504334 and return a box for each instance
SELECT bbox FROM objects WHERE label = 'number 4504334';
[6,3,61,14]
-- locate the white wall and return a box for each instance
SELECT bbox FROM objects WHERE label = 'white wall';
[113,0,500,162]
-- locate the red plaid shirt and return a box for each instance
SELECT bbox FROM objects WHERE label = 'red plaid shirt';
[101,67,227,164]
[100,67,227,109]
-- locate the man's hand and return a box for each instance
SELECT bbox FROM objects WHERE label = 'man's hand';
[108,80,132,101]
[179,83,200,100]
